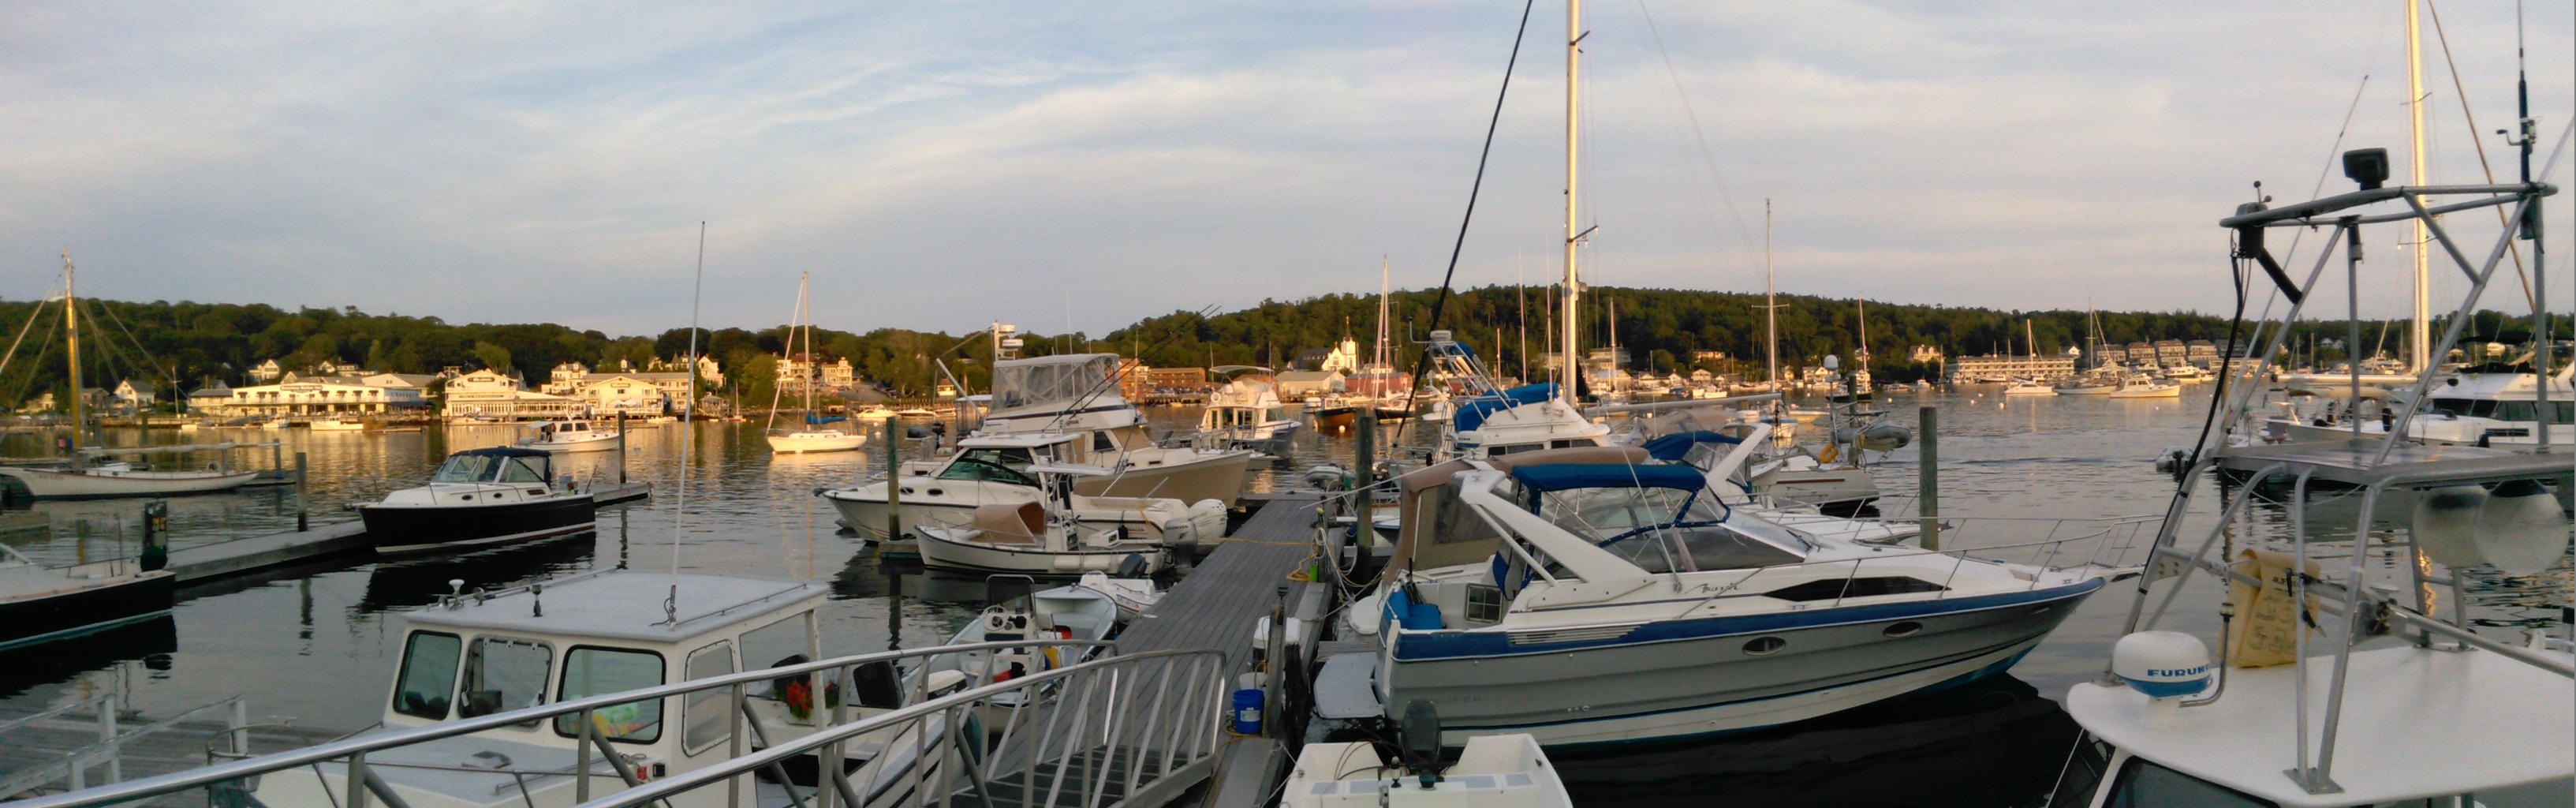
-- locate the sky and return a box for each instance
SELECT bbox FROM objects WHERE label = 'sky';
[5,2,2573,339]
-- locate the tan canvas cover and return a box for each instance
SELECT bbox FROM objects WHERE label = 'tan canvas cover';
[1376,445,1653,586]
[971,502,1044,545]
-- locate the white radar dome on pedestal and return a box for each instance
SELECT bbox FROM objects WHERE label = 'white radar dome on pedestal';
[2473,480,2572,574]
[2412,485,2490,570]
[2112,630,2212,701]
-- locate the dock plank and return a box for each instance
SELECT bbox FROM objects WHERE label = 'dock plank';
[164,522,370,584]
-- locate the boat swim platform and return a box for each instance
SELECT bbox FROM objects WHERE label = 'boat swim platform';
[166,482,651,584]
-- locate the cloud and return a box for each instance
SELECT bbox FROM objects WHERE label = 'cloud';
[2,1,2568,338]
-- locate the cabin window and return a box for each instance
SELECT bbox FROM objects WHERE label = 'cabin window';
[740,613,813,675]
[681,642,735,754]
[553,646,666,743]
[937,450,1037,487]
[499,458,547,483]
[459,637,554,722]
[2100,758,2275,807]
[391,631,462,720]
[1761,577,1947,603]
[1464,585,1503,624]
[1092,432,1118,453]
[434,455,497,482]
[1671,525,1805,570]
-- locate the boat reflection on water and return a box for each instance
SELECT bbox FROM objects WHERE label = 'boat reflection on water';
[0,614,176,699]
[356,533,595,612]
[1544,675,2077,808]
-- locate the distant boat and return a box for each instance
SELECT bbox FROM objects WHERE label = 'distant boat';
[2107,375,2182,398]
[765,273,866,454]
[517,417,622,452]
[309,418,367,432]
[2002,379,2057,397]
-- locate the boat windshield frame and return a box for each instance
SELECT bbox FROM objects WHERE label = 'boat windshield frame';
[990,354,1122,414]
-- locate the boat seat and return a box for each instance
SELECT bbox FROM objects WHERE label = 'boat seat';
[970,503,1043,544]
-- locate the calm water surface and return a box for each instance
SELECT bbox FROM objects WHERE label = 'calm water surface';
[0,388,2564,806]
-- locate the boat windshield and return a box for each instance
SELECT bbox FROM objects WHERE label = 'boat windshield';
[432,454,499,482]
[1536,485,1801,573]
[991,355,1119,412]
[937,448,1038,486]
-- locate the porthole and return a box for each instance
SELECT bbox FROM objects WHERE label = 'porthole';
[1742,636,1786,656]
[926,488,944,496]
[1883,621,1923,638]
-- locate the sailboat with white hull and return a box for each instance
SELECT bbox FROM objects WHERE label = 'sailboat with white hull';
[0,255,256,499]
[767,273,867,454]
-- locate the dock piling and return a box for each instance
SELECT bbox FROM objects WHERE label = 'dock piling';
[1918,406,1938,551]
[293,451,308,533]
[883,414,903,541]
[617,411,629,484]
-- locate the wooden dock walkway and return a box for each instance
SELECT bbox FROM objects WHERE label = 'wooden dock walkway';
[1116,493,1320,675]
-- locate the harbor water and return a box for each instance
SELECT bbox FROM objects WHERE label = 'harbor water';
[0,387,2566,806]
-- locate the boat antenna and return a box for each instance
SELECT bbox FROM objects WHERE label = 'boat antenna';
[666,222,706,624]
[1390,0,1538,444]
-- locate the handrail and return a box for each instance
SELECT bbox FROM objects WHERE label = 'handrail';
[567,648,1230,808]
[6,639,1114,808]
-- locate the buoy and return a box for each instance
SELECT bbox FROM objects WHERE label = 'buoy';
[2473,480,2571,574]
[2412,485,2489,570]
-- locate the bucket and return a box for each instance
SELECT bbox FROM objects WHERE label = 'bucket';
[1231,687,1264,735]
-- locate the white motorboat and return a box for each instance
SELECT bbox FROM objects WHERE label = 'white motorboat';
[247,570,937,808]
[1361,445,2111,747]
[1196,376,1301,457]
[1281,733,1571,808]
[817,354,1251,540]
[2052,155,2574,807]
[2000,378,2057,396]
[764,273,866,454]
[517,417,622,452]
[359,447,597,555]
[1068,569,1160,620]
[911,466,1213,575]
[2105,375,2181,398]
[915,575,1121,724]
[310,418,368,432]
[0,542,174,650]
[2052,374,2120,395]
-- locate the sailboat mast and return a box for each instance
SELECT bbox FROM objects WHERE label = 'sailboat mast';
[61,253,81,459]
[1560,0,1581,406]
[1766,200,1779,390]
[2406,0,2431,372]
[1375,258,1392,371]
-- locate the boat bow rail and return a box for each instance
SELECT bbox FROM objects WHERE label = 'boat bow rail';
[6,639,1120,808]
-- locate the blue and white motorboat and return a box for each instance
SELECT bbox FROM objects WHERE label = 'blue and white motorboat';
[1355,445,2111,747]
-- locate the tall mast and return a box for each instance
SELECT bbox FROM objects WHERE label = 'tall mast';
[2406,0,2430,372]
[1765,200,1779,390]
[1375,257,1392,371]
[1560,0,1581,406]
[61,252,81,460]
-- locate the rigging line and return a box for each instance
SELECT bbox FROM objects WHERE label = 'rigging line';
[2423,0,2535,310]
[0,293,59,398]
[1634,1,1762,276]
[1393,0,1538,446]
[88,298,170,387]
[668,221,707,623]
[2,299,65,410]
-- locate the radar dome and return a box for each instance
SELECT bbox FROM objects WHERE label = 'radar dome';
[2112,630,2212,700]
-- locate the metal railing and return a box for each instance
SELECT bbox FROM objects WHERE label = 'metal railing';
[1673,514,2162,611]
[0,696,249,800]
[4,641,1115,808]
[569,648,1232,808]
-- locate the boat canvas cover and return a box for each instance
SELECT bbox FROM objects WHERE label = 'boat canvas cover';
[1635,430,1742,461]
[1379,446,1654,587]
[991,354,1123,417]
[1451,383,1557,434]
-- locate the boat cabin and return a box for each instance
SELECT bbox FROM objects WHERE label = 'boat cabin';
[256,571,835,808]
[431,447,557,487]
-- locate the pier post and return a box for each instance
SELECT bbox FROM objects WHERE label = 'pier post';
[1917,407,1938,550]
[616,411,628,485]
[883,414,902,541]
[294,451,308,533]
[1353,410,1376,529]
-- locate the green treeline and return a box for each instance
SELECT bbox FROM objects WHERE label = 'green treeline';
[0,290,2559,410]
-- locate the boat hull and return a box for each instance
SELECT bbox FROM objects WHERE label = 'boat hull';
[913,531,1167,576]
[1067,451,1250,506]
[0,466,259,499]
[768,432,866,454]
[360,496,599,555]
[1381,580,2100,747]
[824,486,1205,544]
[0,567,175,650]
[521,436,620,453]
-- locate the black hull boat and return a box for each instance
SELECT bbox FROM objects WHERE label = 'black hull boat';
[0,547,177,651]
[361,495,596,555]
[360,447,599,555]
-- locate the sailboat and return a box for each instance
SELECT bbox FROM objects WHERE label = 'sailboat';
[2054,304,2119,395]
[2003,320,2056,396]
[1355,260,1416,421]
[766,273,867,454]
[0,255,258,499]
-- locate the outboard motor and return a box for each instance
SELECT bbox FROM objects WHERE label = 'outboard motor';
[1398,700,1444,787]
